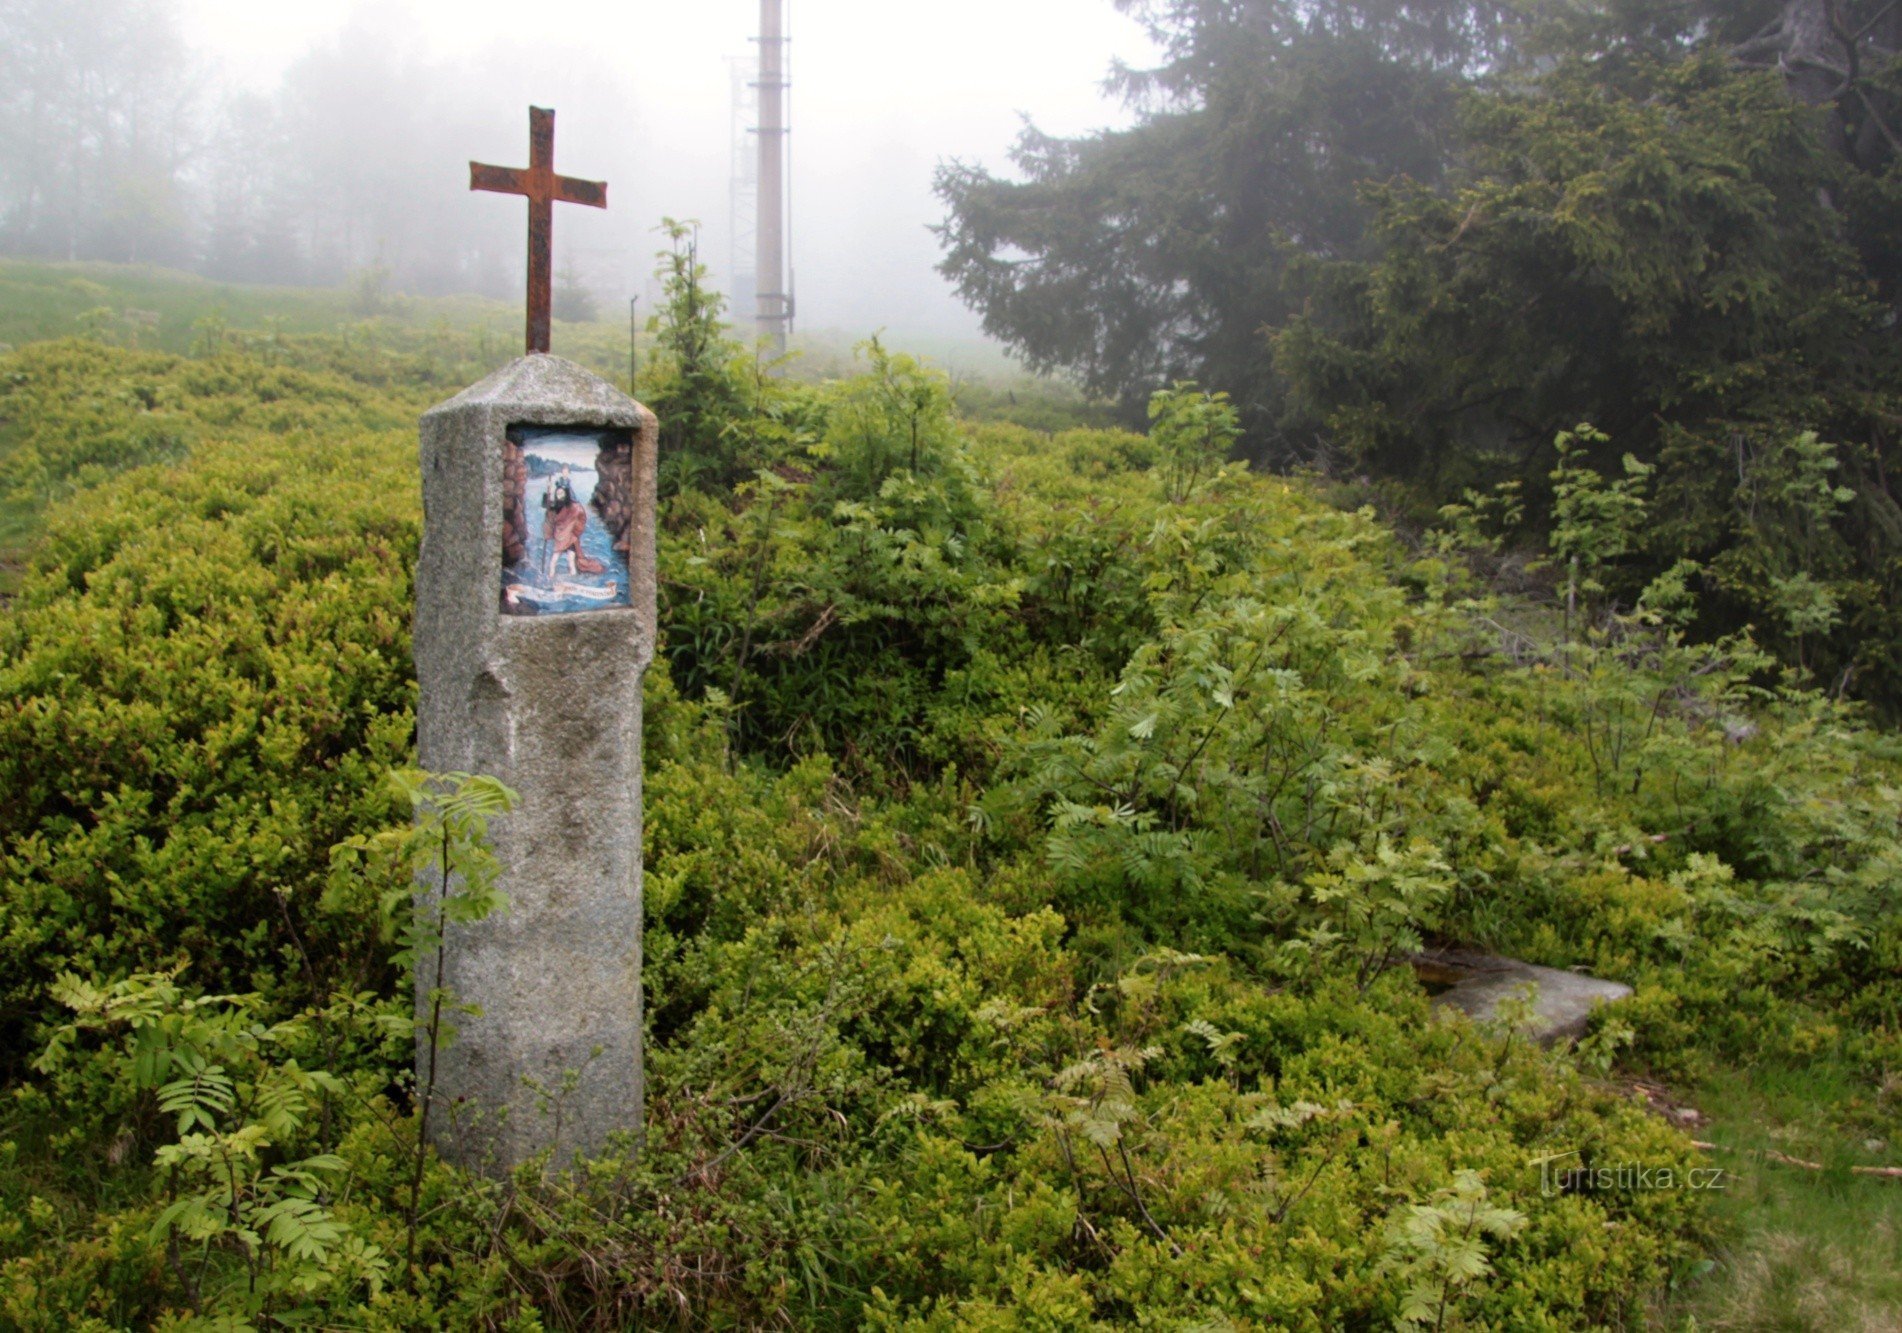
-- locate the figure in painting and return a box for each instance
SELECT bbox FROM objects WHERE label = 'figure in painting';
[544,462,576,512]
[540,463,606,580]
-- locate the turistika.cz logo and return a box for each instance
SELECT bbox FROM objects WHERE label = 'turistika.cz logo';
[1529,1150,1728,1197]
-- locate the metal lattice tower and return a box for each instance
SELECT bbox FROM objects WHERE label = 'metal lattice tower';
[726,56,758,324]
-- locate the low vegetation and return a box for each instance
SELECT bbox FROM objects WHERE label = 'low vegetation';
[0,257,1895,1328]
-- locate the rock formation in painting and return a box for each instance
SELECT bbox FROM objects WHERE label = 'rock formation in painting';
[589,435,636,555]
[501,440,531,566]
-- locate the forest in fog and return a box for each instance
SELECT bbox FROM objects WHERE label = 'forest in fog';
[939,0,1902,712]
[0,0,639,305]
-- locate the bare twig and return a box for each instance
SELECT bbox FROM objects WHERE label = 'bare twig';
[1094,1140,1182,1256]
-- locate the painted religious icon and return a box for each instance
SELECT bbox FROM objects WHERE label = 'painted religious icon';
[499,424,637,616]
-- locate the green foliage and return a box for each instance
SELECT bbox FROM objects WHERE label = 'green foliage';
[934,0,1519,424]
[1432,478,1524,557]
[0,325,1897,1327]
[1271,837,1455,991]
[1546,423,1652,632]
[327,768,517,1291]
[819,338,964,500]
[1146,381,1240,502]
[1379,1168,1526,1330]
[35,971,388,1321]
[946,373,1116,434]
[939,2,1902,711]
[0,341,420,1072]
[327,769,517,976]
[661,340,1006,768]
[1277,49,1902,706]
[641,220,755,495]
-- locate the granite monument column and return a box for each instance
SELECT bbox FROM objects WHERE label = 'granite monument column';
[413,353,657,1169]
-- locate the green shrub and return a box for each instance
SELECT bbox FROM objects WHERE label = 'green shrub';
[0,331,1894,1327]
[0,343,420,1073]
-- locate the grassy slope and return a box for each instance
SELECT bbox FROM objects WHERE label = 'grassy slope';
[1664,1065,1902,1330]
[0,262,506,591]
[0,259,489,350]
[0,257,621,365]
[0,258,1056,391]
[0,261,1091,588]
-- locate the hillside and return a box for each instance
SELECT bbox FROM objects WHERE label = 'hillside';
[0,272,1896,1328]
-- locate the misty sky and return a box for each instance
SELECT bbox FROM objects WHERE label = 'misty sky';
[176,0,1155,342]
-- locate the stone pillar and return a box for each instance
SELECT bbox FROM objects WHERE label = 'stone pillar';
[413,353,657,1169]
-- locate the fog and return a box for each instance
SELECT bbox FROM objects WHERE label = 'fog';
[0,0,1154,342]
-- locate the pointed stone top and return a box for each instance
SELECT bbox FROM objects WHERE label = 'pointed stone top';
[425,353,650,429]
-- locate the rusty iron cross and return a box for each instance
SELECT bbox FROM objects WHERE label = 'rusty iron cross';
[471,106,608,355]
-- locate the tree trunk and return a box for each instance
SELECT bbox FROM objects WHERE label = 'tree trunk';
[1772,0,1841,105]
[1735,0,1902,166]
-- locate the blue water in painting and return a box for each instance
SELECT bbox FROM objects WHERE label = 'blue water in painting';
[501,431,633,617]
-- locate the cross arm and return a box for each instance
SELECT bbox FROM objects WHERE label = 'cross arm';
[553,175,608,209]
[471,162,530,196]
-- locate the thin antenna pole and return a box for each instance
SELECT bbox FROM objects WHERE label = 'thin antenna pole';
[755,0,788,358]
[785,0,795,340]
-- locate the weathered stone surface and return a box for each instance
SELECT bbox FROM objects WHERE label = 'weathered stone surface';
[1413,948,1633,1046]
[414,353,657,1170]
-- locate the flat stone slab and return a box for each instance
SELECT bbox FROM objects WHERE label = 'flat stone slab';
[1412,948,1632,1045]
